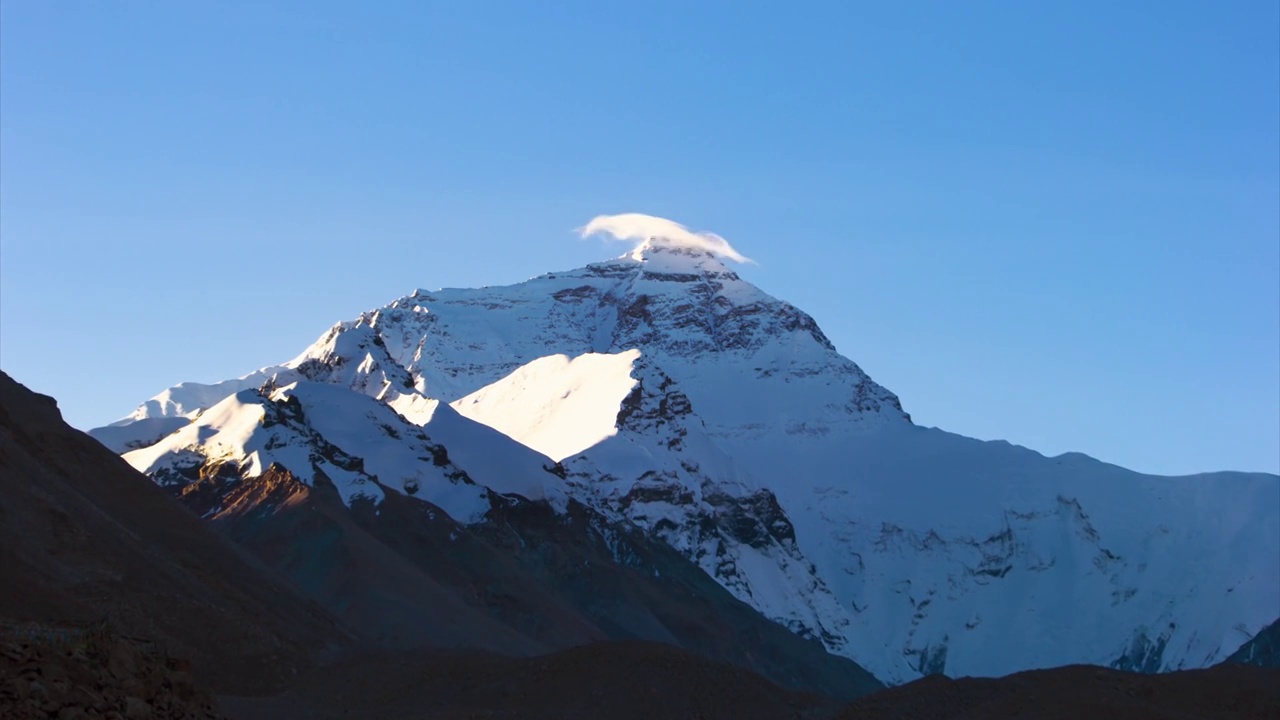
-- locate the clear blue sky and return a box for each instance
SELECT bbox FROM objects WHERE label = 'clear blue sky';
[2,1,1277,475]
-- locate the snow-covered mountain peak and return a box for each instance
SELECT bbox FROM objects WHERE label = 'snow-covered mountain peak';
[579,212,754,264]
[93,222,1277,687]
[622,235,740,273]
[111,245,909,441]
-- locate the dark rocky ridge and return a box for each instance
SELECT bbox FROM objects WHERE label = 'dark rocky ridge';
[220,641,835,720]
[1,621,223,720]
[0,371,346,696]
[837,663,1280,720]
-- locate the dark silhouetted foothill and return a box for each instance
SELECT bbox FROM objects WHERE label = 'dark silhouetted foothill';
[837,663,1280,720]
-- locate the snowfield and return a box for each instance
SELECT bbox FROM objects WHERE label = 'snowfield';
[451,349,642,462]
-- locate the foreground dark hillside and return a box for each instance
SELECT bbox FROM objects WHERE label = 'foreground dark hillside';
[0,372,345,696]
[838,663,1280,720]
[1,622,222,720]
[220,641,832,720]
[225,651,1280,720]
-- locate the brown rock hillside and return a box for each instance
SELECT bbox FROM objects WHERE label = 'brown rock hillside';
[0,371,346,695]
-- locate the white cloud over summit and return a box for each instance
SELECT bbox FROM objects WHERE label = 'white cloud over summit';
[578,213,754,264]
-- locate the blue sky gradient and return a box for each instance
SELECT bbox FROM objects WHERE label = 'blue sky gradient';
[2,1,1277,474]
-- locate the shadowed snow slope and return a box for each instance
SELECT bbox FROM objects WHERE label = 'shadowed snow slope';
[89,415,192,453]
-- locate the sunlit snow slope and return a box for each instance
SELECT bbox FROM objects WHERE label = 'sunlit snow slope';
[451,349,641,462]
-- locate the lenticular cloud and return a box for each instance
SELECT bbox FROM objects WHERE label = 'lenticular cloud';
[578,213,754,264]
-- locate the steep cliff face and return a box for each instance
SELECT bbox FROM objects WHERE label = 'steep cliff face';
[98,242,1280,685]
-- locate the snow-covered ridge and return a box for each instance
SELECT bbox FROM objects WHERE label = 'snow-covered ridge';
[99,239,1279,685]
[124,380,566,523]
[111,243,906,438]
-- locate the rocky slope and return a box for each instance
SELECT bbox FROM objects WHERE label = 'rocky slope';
[1,621,222,720]
[0,371,346,697]
[836,663,1280,720]
[98,238,1280,684]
